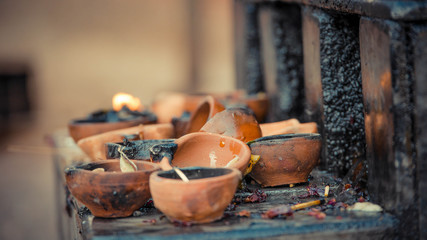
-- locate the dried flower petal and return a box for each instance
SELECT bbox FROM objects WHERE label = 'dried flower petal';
[244,189,267,203]
[237,210,251,218]
[262,205,293,219]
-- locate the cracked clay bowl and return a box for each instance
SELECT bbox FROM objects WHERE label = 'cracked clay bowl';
[65,160,160,218]
[248,133,321,187]
[150,167,242,224]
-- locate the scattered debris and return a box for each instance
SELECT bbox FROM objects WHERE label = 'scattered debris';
[291,199,324,211]
[142,219,157,224]
[262,205,293,219]
[324,185,330,197]
[347,202,383,212]
[226,203,237,211]
[244,189,267,203]
[308,208,326,220]
[237,210,251,218]
[143,199,155,208]
[244,155,261,175]
[298,186,321,199]
[172,219,193,227]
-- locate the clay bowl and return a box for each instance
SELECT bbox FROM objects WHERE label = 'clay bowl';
[242,93,269,123]
[260,119,300,137]
[200,107,262,143]
[150,132,251,174]
[150,167,241,224]
[68,110,157,143]
[214,90,269,123]
[77,123,175,161]
[151,92,206,123]
[248,133,321,187]
[183,96,225,136]
[65,160,160,218]
[260,120,318,137]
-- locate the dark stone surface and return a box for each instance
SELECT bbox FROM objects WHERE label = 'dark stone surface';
[410,23,427,240]
[67,170,397,239]
[267,3,305,121]
[303,7,366,176]
[360,17,418,239]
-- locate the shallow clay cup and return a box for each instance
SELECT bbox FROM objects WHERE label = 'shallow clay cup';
[248,133,321,187]
[201,108,262,143]
[65,160,160,218]
[150,167,241,223]
[170,132,251,174]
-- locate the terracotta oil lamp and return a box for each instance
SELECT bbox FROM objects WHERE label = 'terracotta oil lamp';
[149,167,241,224]
[200,107,262,143]
[149,132,251,174]
[260,119,318,137]
[182,96,225,136]
[77,123,174,161]
[247,133,322,187]
[64,160,160,218]
[150,92,206,124]
[68,93,157,142]
[214,90,269,123]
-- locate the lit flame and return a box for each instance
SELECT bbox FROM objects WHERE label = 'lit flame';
[112,92,142,111]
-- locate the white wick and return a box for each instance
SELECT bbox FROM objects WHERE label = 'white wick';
[225,155,239,168]
[209,151,217,167]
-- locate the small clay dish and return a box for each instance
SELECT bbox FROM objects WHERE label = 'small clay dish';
[200,107,262,142]
[68,110,157,142]
[248,133,321,187]
[159,132,251,174]
[150,167,242,224]
[65,160,160,218]
[183,96,225,135]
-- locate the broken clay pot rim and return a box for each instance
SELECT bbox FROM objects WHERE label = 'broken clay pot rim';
[247,133,321,145]
[151,167,242,184]
[65,160,160,176]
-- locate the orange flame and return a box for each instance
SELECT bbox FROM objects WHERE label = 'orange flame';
[112,92,142,111]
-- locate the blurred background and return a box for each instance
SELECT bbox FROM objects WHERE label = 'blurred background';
[0,0,234,239]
